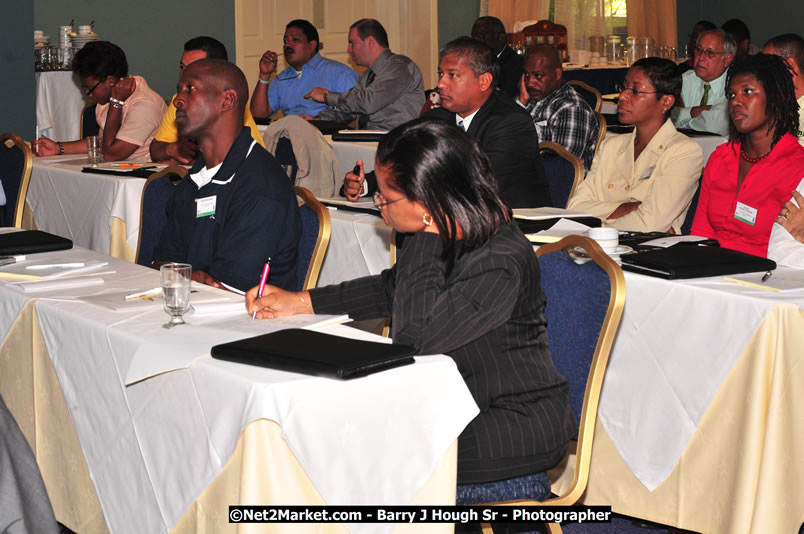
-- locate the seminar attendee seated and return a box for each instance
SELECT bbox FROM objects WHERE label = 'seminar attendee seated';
[567,58,703,233]
[342,37,549,208]
[471,16,523,99]
[308,19,424,130]
[247,118,575,487]
[516,44,599,170]
[34,41,165,161]
[763,33,804,146]
[150,36,264,165]
[671,29,735,136]
[691,54,804,257]
[152,60,301,292]
[768,179,804,266]
[249,19,357,121]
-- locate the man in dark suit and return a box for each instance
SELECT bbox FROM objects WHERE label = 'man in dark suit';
[471,16,523,99]
[342,37,549,208]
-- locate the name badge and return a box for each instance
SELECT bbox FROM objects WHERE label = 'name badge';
[734,201,757,226]
[195,196,216,218]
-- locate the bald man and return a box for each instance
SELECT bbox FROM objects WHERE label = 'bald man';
[516,44,599,169]
[152,59,301,292]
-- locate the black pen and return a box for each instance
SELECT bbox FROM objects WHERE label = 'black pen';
[761,270,773,282]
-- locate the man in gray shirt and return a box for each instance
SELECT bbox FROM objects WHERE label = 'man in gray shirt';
[305,18,424,130]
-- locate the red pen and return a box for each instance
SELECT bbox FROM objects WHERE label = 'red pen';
[252,258,271,319]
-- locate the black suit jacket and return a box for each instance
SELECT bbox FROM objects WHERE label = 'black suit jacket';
[350,92,550,208]
[424,92,550,208]
[496,45,524,99]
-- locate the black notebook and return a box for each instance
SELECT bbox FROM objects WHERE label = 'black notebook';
[620,245,776,279]
[0,231,73,255]
[211,328,416,379]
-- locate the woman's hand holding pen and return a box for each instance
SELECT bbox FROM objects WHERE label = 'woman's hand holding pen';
[246,285,313,319]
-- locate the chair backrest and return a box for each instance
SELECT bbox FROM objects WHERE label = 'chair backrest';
[536,235,625,504]
[294,186,331,291]
[80,104,99,139]
[275,137,299,185]
[681,173,703,235]
[539,141,584,208]
[594,111,607,153]
[135,166,188,266]
[568,80,602,113]
[520,20,570,62]
[0,133,33,228]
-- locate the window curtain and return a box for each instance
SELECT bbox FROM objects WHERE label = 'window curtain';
[485,0,678,53]
[626,0,677,49]
[554,0,613,52]
[486,0,549,34]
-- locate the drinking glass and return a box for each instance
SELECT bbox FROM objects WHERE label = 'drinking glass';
[86,136,102,166]
[160,263,191,328]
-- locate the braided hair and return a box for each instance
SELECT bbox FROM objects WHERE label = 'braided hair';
[726,53,798,146]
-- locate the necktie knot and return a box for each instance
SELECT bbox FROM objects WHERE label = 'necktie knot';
[366,70,376,86]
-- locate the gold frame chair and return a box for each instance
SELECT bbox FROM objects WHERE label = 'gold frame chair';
[539,141,584,207]
[134,165,188,263]
[478,235,626,534]
[594,112,607,154]
[568,80,602,112]
[0,133,34,229]
[294,186,331,290]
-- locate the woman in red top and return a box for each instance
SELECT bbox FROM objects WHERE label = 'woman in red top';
[691,54,804,256]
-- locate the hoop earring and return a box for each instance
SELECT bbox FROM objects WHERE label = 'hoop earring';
[422,213,433,226]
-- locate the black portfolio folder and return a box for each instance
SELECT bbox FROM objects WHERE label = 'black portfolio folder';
[211,328,416,379]
[0,231,73,255]
[620,245,776,279]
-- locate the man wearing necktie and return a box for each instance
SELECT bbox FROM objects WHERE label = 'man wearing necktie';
[672,29,735,136]
[341,37,550,208]
[306,18,424,131]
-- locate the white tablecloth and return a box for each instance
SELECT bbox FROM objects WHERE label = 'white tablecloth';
[27,157,146,255]
[319,210,393,286]
[0,243,479,534]
[326,136,379,174]
[599,272,804,490]
[36,71,87,142]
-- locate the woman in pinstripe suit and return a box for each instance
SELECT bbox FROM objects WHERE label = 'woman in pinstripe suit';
[247,118,574,484]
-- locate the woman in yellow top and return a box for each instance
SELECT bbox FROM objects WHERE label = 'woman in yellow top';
[568,57,704,233]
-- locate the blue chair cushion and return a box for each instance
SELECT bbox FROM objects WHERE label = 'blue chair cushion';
[296,203,320,291]
[538,249,611,425]
[137,176,179,266]
[0,139,25,226]
[542,153,575,208]
[456,471,551,505]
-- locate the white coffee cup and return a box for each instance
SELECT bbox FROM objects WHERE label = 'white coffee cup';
[588,227,619,253]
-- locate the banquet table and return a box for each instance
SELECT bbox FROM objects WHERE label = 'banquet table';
[0,238,479,534]
[25,156,147,261]
[563,65,629,95]
[302,213,804,534]
[36,71,86,142]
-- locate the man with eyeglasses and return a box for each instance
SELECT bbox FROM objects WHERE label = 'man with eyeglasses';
[516,44,599,170]
[250,19,357,121]
[150,36,265,165]
[672,29,736,136]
